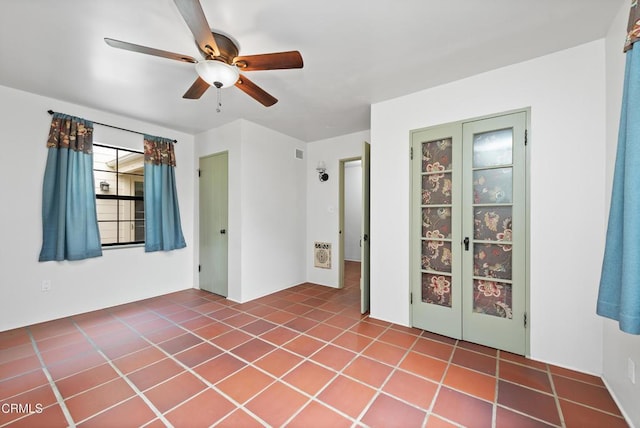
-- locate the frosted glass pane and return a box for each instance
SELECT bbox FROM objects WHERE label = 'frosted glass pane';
[473,128,512,168]
[473,168,512,204]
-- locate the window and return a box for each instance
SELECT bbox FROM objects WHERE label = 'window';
[93,144,144,246]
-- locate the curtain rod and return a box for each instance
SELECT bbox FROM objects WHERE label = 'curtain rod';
[47,110,177,144]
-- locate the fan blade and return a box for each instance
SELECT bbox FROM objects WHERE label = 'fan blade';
[233,51,303,71]
[104,38,197,63]
[183,76,210,99]
[172,0,220,57]
[235,75,278,107]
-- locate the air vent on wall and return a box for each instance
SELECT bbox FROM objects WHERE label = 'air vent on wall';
[295,148,304,160]
[314,242,331,269]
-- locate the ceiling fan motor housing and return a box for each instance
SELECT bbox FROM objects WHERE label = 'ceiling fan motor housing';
[207,32,239,64]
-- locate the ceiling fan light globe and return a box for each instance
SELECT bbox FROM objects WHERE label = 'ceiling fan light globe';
[195,60,239,88]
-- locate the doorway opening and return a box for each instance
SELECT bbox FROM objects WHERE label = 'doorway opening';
[339,141,371,314]
[339,159,363,291]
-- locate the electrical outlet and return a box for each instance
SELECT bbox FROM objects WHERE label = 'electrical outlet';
[41,280,51,292]
[628,358,636,385]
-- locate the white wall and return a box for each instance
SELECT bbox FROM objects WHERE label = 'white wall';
[344,161,363,261]
[0,85,195,331]
[195,119,307,302]
[306,131,370,286]
[370,41,607,374]
[240,121,307,301]
[602,2,640,425]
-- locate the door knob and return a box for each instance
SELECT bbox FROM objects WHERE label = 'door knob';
[220,229,226,234]
[463,237,469,251]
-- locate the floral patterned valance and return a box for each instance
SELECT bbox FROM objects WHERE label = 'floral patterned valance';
[144,135,177,167]
[46,113,93,154]
[625,0,640,52]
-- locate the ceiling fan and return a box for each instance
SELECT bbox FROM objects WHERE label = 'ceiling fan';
[104,0,303,107]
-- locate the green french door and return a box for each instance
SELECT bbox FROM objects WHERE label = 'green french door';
[411,111,528,355]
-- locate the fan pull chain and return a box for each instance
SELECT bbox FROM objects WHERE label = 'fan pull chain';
[216,87,222,113]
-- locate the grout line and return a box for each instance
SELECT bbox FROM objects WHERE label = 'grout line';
[117,311,273,427]
[493,350,501,428]
[24,328,76,428]
[423,336,459,427]
[70,319,173,427]
[1,278,622,428]
[353,327,424,425]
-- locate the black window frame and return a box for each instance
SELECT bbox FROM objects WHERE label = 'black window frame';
[94,143,145,247]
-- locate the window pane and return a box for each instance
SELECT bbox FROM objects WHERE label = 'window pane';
[98,221,117,245]
[94,145,144,246]
[97,199,118,221]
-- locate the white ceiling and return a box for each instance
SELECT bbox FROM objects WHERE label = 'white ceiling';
[0,0,624,142]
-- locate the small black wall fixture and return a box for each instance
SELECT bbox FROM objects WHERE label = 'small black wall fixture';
[317,161,329,182]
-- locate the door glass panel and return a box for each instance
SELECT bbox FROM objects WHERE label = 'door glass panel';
[474,207,512,241]
[422,172,452,205]
[422,138,453,172]
[423,207,452,238]
[473,280,513,319]
[422,273,452,307]
[422,240,452,273]
[421,136,454,309]
[474,243,512,280]
[473,167,512,204]
[473,128,513,168]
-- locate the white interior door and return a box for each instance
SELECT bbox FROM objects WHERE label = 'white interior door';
[199,152,228,297]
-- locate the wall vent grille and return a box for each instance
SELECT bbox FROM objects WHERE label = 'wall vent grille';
[314,242,331,269]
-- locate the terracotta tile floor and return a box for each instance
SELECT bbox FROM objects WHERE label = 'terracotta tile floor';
[0,262,629,427]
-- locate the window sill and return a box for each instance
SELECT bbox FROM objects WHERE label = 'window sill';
[102,243,145,250]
